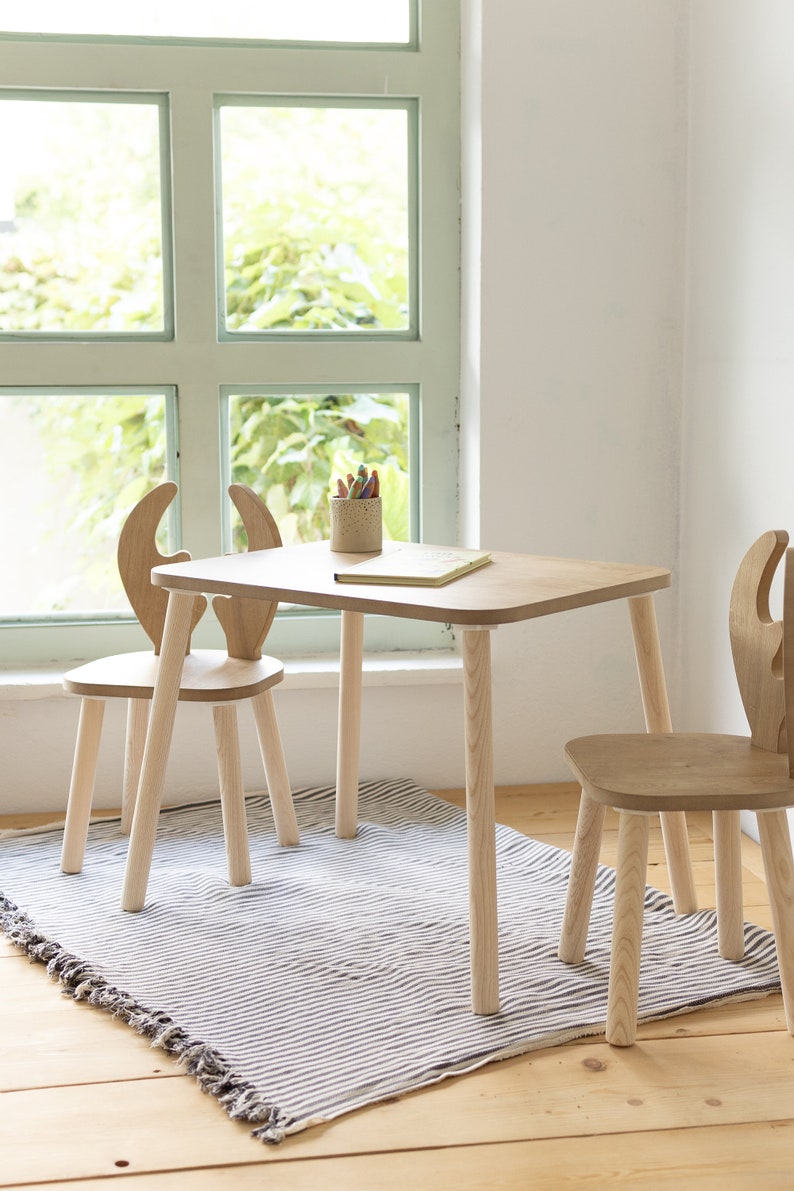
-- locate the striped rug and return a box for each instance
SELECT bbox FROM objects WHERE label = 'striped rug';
[0,779,782,1143]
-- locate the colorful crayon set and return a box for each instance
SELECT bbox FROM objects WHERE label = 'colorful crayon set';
[335,464,380,500]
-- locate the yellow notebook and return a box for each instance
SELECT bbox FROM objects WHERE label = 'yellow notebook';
[334,547,492,587]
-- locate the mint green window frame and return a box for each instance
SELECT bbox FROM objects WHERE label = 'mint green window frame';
[0,89,175,342]
[0,0,460,665]
[213,96,419,342]
[0,385,180,660]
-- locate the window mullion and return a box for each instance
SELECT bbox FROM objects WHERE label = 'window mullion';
[167,87,224,560]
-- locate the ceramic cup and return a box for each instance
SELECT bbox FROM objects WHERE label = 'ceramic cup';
[329,495,383,552]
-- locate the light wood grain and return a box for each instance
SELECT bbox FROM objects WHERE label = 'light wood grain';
[728,530,788,753]
[558,791,606,964]
[212,703,252,886]
[121,589,200,912]
[335,609,364,839]
[60,696,105,873]
[149,540,671,627]
[461,626,499,1014]
[30,1125,794,1191]
[714,808,745,959]
[1,785,792,1190]
[607,811,650,1045]
[64,483,296,903]
[121,697,149,834]
[116,481,206,653]
[131,539,673,1017]
[628,592,698,913]
[251,690,300,847]
[561,535,794,1048]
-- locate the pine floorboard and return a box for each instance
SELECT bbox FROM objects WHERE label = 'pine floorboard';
[1,783,792,1189]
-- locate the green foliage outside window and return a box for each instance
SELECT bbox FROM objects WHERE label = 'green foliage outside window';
[1,104,411,611]
[228,391,410,549]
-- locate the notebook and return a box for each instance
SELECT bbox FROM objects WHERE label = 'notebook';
[334,547,492,587]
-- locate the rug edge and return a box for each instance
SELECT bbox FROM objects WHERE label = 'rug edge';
[0,892,292,1145]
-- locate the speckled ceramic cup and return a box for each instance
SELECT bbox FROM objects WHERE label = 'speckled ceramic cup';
[329,495,383,552]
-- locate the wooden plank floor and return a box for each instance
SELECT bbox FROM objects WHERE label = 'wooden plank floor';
[1,783,793,1189]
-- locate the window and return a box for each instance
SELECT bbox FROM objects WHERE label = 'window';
[0,2,460,664]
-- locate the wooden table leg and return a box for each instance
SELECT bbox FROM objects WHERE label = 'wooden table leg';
[628,594,698,914]
[459,625,499,1015]
[335,609,364,839]
[121,589,194,912]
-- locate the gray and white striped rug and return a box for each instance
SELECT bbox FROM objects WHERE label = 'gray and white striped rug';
[0,779,782,1142]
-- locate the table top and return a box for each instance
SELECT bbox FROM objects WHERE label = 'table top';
[151,540,670,627]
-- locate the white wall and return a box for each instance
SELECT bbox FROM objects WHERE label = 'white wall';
[463,0,687,781]
[680,0,794,837]
[1,1,689,813]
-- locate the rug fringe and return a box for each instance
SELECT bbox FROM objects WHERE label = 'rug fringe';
[0,893,286,1142]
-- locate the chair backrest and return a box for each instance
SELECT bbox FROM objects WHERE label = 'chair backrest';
[117,481,283,662]
[729,529,789,756]
[211,484,283,661]
[784,548,794,777]
[117,482,207,655]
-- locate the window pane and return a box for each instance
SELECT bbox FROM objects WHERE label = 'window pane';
[0,1,410,43]
[225,390,410,548]
[0,390,171,618]
[220,104,410,334]
[0,97,166,335]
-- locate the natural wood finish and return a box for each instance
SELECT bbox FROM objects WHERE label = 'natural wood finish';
[1,786,793,1190]
[558,792,607,964]
[121,697,148,835]
[729,530,788,753]
[60,697,105,873]
[757,809,794,1033]
[121,588,198,912]
[125,539,674,1016]
[213,703,252,887]
[148,540,671,627]
[212,482,283,661]
[64,649,285,703]
[607,811,650,1045]
[250,690,300,847]
[714,808,745,959]
[117,481,206,654]
[460,626,499,1014]
[62,483,296,895]
[561,534,794,1046]
[335,610,364,839]
[628,593,698,913]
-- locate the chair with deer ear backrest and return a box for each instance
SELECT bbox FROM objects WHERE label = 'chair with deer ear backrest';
[60,481,298,882]
[557,530,794,1046]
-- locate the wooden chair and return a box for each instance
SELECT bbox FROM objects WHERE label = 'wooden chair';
[60,481,298,881]
[558,530,794,1045]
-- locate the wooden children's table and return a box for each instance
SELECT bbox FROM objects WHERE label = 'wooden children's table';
[120,540,691,1014]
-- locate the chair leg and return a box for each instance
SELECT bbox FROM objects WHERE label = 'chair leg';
[756,810,794,1035]
[121,698,149,836]
[558,792,607,964]
[713,809,745,960]
[212,704,252,887]
[606,811,650,1047]
[627,593,698,914]
[61,697,105,874]
[251,690,300,847]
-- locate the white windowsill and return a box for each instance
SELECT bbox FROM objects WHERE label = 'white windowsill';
[0,651,464,701]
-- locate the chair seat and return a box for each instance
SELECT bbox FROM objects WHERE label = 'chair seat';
[64,649,284,703]
[565,732,794,812]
